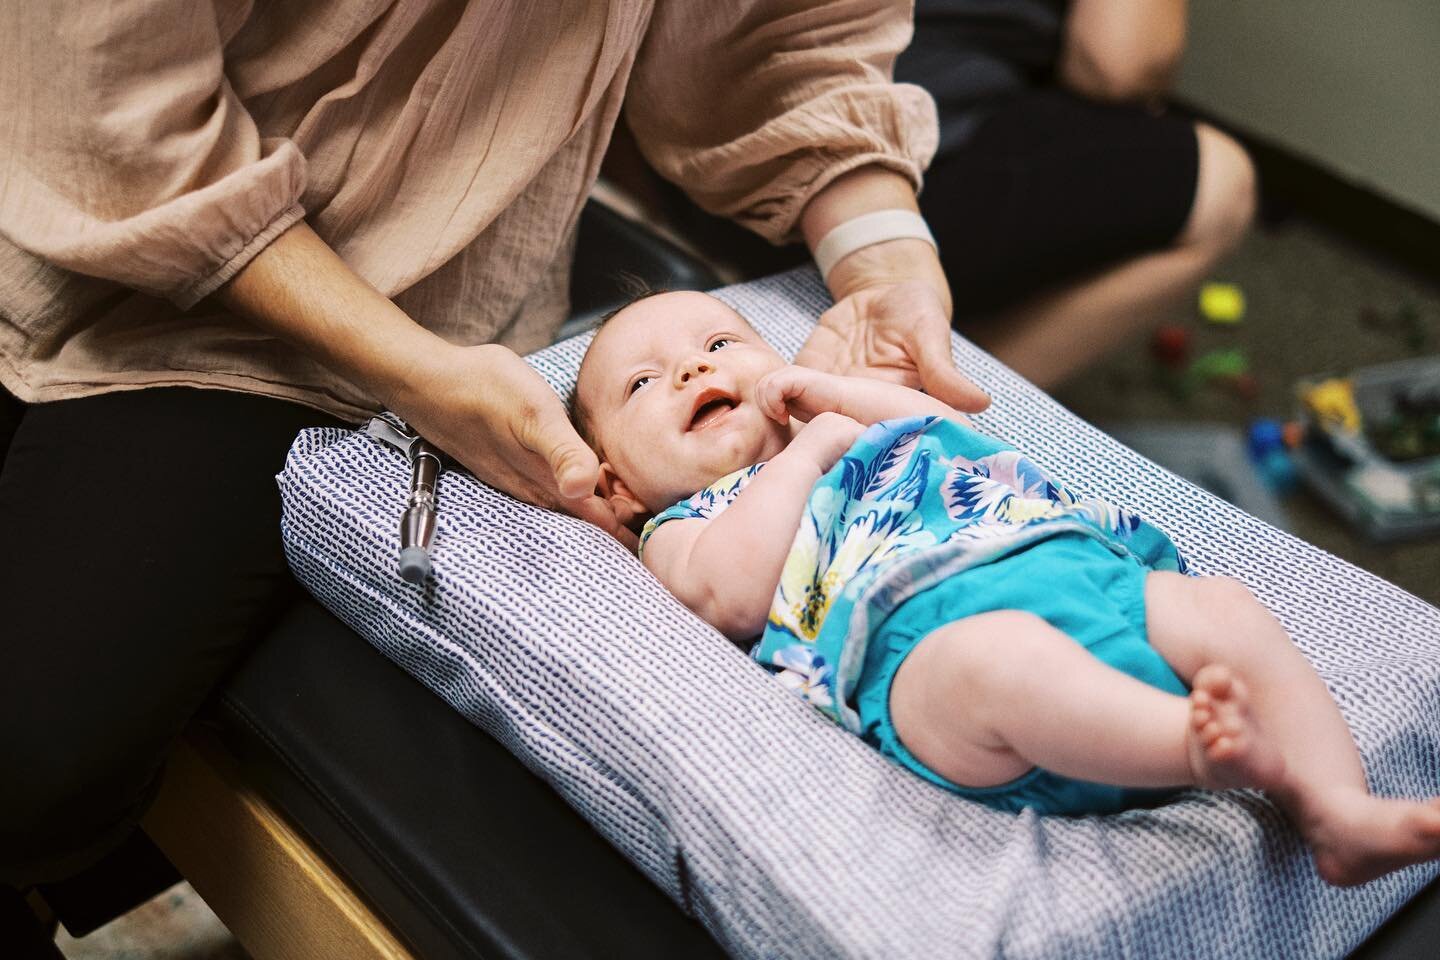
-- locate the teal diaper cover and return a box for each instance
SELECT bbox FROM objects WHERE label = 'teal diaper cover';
[853,532,1189,815]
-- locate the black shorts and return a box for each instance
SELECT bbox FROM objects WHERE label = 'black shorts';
[918,88,1199,318]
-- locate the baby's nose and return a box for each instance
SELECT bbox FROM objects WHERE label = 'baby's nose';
[676,356,714,384]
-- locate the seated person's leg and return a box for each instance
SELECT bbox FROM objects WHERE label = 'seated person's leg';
[918,89,1256,388]
[0,387,344,887]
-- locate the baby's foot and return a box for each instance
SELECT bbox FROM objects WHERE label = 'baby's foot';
[1304,795,1440,887]
[1185,664,1287,793]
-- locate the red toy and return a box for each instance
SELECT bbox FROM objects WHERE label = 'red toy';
[1150,324,1191,367]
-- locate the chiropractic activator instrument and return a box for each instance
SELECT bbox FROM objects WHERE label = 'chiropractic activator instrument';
[363,414,443,583]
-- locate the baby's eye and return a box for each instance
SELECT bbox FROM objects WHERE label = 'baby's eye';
[628,375,652,395]
[708,338,733,352]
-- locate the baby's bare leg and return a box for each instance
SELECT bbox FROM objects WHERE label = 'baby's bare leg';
[1146,573,1440,885]
[890,610,1198,790]
[1145,573,1368,792]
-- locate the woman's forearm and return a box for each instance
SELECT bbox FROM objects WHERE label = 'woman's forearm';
[214,220,449,412]
[799,166,952,317]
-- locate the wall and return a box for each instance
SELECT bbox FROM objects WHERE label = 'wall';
[1177,1,1440,221]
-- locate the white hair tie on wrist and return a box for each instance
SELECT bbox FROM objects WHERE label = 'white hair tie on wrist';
[812,209,938,282]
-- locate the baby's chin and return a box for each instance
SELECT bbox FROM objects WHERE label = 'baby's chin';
[686,426,788,493]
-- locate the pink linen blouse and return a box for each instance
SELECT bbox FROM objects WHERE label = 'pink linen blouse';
[0,1,937,421]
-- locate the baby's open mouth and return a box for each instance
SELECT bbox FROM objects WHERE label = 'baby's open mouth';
[688,391,737,431]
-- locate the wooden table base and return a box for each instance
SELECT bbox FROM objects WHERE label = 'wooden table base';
[142,731,414,960]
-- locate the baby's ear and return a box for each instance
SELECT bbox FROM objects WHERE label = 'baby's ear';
[596,463,647,531]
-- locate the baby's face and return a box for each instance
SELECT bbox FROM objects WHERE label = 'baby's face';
[576,291,791,514]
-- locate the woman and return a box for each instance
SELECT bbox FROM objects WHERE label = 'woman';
[0,0,983,927]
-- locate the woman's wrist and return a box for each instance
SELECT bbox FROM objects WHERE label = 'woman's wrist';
[824,238,952,319]
[799,165,952,319]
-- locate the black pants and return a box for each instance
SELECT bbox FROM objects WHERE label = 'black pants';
[920,88,1199,320]
[0,386,346,885]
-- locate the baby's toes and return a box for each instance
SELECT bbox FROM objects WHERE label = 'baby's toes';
[1418,802,1440,837]
[1195,664,1235,700]
[1202,719,1227,747]
[1211,728,1250,762]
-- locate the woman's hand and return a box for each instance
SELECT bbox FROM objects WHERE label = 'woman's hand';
[216,223,634,547]
[796,167,990,415]
[388,343,637,548]
[795,279,990,414]
[786,411,866,475]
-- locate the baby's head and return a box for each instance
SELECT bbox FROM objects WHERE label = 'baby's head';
[574,290,790,527]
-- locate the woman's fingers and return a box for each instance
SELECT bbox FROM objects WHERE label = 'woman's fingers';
[517,402,636,546]
[529,407,602,500]
[913,320,990,413]
[396,343,635,541]
[570,494,639,550]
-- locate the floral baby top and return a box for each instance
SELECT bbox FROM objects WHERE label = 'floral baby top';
[639,417,1186,734]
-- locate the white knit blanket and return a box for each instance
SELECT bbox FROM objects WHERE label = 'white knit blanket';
[279,268,1440,959]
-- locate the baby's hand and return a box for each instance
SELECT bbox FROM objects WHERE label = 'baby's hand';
[789,411,866,474]
[756,365,847,424]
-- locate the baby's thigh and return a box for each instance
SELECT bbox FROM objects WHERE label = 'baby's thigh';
[888,610,1049,789]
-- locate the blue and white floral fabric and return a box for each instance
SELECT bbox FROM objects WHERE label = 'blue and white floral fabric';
[641,416,1187,733]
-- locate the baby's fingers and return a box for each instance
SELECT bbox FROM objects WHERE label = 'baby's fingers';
[755,369,797,423]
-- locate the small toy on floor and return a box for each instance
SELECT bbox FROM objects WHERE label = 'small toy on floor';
[1293,359,1440,540]
[1247,418,1298,493]
[1199,282,1246,325]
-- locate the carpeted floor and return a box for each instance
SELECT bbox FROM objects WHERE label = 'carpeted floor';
[1053,214,1440,607]
[54,883,248,960]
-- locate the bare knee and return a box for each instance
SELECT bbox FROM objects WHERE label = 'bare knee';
[1147,572,1258,675]
[1183,575,1266,660]
[1192,574,1258,613]
[1179,123,1257,255]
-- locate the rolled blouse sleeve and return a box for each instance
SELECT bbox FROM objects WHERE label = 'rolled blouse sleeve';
[0,0,306,309]
[624,1,938,244]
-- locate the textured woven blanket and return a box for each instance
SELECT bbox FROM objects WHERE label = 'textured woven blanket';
[279,268,1440,959]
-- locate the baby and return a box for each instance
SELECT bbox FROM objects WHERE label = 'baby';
[572,289,1440,886]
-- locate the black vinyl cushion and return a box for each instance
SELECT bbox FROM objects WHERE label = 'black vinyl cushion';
[212,599,726,960]
[203,195,1440,959]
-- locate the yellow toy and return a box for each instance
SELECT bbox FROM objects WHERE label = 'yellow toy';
[1303,377,1362,434]
[1199,282,1246,324]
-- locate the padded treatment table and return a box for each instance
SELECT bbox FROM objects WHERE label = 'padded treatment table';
[208,598,726,959]
[188,596,1440,960]
[267,269,1440,959]
[134,217,1440,957]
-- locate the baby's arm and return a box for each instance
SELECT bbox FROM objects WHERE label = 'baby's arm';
[757,365,974,427]
[642,413,865,642]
